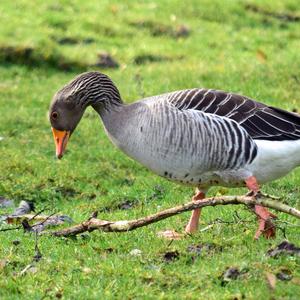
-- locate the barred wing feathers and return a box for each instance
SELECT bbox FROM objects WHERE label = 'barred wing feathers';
[167,89,300,141]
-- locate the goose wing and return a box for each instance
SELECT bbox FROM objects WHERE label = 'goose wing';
[167,89,300,141]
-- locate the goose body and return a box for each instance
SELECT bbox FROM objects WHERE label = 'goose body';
[49,72,300,239]
[99,89,300,189]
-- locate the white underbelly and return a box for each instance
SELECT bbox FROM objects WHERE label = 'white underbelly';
[248,139,300,183]
[108,125,300,187]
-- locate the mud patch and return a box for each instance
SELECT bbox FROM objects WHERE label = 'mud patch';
[187,242,222,256]
[163,250,180,262]
[147,185,165,201]
[129,20,190,38]
[99,198,138,212]
[133,54,177,65]
[55,186,78,198]
[0,44,86,71]
[53,36,95,45]
[116,199,137,210]
[245,4,300,23]
[220,267,248,286]
[92,52,119,68]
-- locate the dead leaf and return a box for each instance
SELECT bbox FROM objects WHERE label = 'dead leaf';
[0,259,8,270]
[129,249,142,256]
[265,272,276,290]
[291,277,300,285]
[157,230,183,240]
[82,267,92,274]
[267,241,300,258]
[256,49,267,63]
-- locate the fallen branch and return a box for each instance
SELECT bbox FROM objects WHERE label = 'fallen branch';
[44,195,300,237]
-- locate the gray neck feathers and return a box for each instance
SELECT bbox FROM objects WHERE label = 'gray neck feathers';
[62,72,124,115]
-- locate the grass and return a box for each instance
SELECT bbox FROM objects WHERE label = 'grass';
[0,0,300,299]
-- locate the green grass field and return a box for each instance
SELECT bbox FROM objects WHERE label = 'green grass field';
[1,0,300,299]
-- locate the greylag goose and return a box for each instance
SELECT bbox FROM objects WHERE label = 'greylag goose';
[49,71,300,239]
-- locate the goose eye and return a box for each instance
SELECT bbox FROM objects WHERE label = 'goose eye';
[51,111,59,120]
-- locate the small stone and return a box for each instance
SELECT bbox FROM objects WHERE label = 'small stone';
[175,24,190,37]
[129,249,142,256]
[82,267,92,274]
[146,264,160,271]
[276,270,292,281]
[0,197,14,208]
[0,259,8,270]
[28,267,38,274]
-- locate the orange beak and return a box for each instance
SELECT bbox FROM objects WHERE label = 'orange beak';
[51,128,70,159]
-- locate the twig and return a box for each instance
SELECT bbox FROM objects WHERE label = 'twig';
[43,195,300,237]
[33,231,42,262]
[32,212,57,228]
[0,209,53,233]
[28,208,47,222]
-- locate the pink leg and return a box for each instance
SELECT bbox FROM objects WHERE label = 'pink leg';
[185,190,205,233]
[245,176,276,239]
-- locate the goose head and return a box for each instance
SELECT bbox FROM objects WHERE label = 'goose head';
[49,71,122,159]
